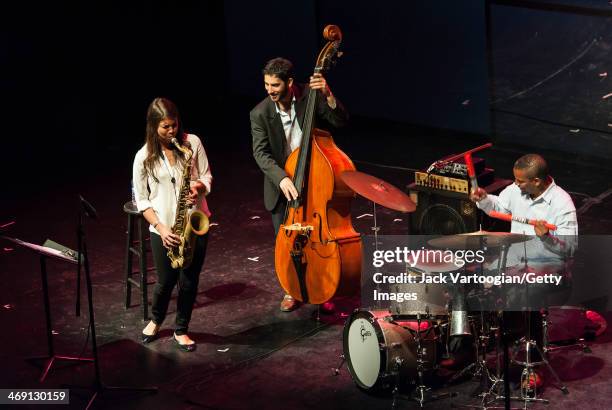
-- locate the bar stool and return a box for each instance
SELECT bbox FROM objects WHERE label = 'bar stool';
[123,200,155,321]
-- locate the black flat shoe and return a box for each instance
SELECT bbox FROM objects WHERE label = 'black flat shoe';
[142,323,160,344]
[173,333,196,352]
[142,332,158,344]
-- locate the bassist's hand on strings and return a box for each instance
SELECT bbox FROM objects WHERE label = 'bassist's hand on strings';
[280,177,299,201]
[310,73,337,109]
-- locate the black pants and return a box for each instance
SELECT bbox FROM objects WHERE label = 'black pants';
[150,232,208,335]
[270,197,287,236]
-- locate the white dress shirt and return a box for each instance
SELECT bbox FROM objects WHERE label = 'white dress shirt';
[275,96,303,156]
[477,179,577,267]
[476,179,577,235]
[133,133,212,235]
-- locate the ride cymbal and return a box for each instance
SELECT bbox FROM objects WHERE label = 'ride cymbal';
[341,170,416,213]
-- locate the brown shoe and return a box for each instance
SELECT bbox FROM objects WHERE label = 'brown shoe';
[280,295,300,312]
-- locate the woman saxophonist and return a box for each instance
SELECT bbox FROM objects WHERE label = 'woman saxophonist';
[132,97,212,352]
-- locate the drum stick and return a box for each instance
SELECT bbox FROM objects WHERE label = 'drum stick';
[464,153,478,194]
[489,210,557,231]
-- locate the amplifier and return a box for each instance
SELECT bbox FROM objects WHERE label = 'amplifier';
[415,172,469,194]
[408,178,513,235]
[415,169,495,194]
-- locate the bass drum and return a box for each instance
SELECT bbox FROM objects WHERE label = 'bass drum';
[343,310,438,392]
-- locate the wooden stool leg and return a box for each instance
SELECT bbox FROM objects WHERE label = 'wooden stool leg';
[124,213,134,309]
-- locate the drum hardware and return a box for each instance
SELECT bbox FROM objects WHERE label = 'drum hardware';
[450,310,525,410]
[332,354,345,376]
[541,308,591,354]
[450,310,472,337]
[479,250,570,408]
[392,313,455,408]
[446,312,492,386]
[341,171,418,310]
[510,312,569,402]
[371,201,383,309]
[509,237,570,404]
[449,279,472,338]
[451,244,520,410]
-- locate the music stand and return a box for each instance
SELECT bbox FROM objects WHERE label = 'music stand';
[69,195,157,410]
[1,236,94,382]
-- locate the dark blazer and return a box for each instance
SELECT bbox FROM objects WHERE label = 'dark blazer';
[250,83,349,211]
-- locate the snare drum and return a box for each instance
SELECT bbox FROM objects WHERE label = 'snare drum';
[389,271,449,317]
[343,310,438,391]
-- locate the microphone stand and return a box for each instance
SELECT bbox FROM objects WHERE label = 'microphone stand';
[69,195,157,409]
[76,206,83,316]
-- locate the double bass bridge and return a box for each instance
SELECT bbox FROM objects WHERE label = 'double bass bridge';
[282,223,314,236]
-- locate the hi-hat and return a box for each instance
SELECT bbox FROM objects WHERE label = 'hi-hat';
[409,259,459,273]
[341,171,416,213]
[427,230,531,250]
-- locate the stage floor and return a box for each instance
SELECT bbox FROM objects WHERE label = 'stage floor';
[2,135,612,410]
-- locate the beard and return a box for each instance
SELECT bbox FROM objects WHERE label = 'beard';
[269,86,290,103]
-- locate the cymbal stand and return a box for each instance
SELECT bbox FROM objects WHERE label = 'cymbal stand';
[447,313,493,388]
[448,236,495,391]
[453,311,521,410]
[453,244,522,410]
[370,201,383,309]
[334,200,381,375]
[511,315,569,403]
[510,234,569,406]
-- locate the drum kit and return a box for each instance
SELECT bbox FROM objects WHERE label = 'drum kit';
[336,170,591,409]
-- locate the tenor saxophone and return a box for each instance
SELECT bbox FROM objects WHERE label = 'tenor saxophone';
[167,137,209,269]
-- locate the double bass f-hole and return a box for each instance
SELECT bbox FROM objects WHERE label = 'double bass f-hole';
[313,212,330,245]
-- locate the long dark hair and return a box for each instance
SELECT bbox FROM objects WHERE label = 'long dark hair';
[143,97,187,182]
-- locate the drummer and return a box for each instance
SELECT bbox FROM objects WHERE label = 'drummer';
[471,154,577,276]
[470,153,578,390]
[470,153,577,238]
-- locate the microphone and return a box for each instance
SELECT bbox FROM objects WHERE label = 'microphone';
[79,195,98,220]
[488,210,557,231]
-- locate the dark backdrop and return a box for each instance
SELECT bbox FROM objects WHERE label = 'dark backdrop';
[3,0,612,201]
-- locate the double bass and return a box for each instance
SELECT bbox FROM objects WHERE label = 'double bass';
[275,25,361,305]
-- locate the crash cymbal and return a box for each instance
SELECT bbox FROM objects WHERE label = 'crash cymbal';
[341,171,416,213]
[427,230,531,250]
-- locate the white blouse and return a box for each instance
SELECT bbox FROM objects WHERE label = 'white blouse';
[132,133,212,235]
